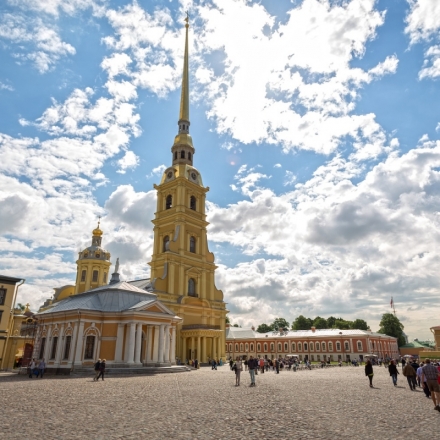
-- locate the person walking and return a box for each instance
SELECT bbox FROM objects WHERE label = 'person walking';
[388,359,399,386]
[211,359,217,370]
[93,359,101,381]
[275,358,280,374]
[417,362,431,399]
[229,358,233,370]
[96,359,106,381]
[37,359,46,378]
[259,357,264,374]
[421,359,440,411]
[248,356,257,387]
[28,358,36,378]
[403,361,417,390]
[235,357,242,386]
[365,359,374,387]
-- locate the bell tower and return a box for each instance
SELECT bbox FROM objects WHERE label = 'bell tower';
[148,14,227,363]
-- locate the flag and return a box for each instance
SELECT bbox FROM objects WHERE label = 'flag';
[390,297,394,308]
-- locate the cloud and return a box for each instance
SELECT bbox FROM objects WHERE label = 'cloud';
[0,81,14,91]
[283,171,297,187]
[405,0,440,44]
[146,164,166,178]
[116,150,140,174]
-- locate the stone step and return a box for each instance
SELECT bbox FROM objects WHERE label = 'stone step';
[71,365,192,376]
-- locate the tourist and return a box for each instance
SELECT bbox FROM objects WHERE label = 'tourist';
[93,359,101,381]
[275,358,280,374]
[244,359,248,371]
[28,358,36,378]
[229,358,233,370]
[417,363,431,398]
[235,357,242,386]
[421,359,440,411]
[365,359,374,387]
[37,358,46,378]
[388,360,399,386]
[211,359,217,370]
[259,357,264,373]
[402,361,417,390]
[248,355,257,386]
[96,359,106,381]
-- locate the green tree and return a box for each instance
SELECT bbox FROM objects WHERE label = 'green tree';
[292,315,313,330]
[334,319,352,329]
[313,316,328,329]
[271,317,290,331]
[16,303,26,312]
[351,319,368,330]
[327,316,337,328]
[233,324,240,327]
[256,323,273,333]
[225,316,230,324]
[377,313,405,346]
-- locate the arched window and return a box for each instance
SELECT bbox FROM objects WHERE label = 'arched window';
[264,343,267,351]
[174,151,177,160]
[357,341,363,351]
[190,196,196,211]
[257,343,261,351]
[92,270,98,282]
[188,278,196,296]
[245,343,249,351]
[63,336,72,360]
[284,342,288,351]
[229,343,232,352]
[240,343,244,351]
[291,342,296,352]
[188,152,192,161]
[250,343,254,351]
[39,338,46,359]
[163,235,169,252]
[310,342,314,351]
[344,341,350,351]
[321,342,326,351]
[166,195,172,209]
[298,342,302,352]
[328,342,333,351]
[181,150,185,159]
[336,342,341,351]
[278,343,282,351]
[80,270,86,282]
[235,343,238,351]
[190,236,196,253]
[304,343,308,351]
[84,336,95,359]
[103,272,107,283]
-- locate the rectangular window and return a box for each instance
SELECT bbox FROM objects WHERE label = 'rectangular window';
[39,338,46,359]
[63,336,72,360]
[328,342,333,351]
[292,343,296,352]
[84,335,95,359]
[257,343,261,351]
[336,342,341,351]
[344,342,350,351]
[0,288,6,305]
[357,342,362,351]
[278,343,282,351]
[304,343,308,351]
[264,343,267,351]
[80,270,86,282]
[321,342,326,351]
[50,337,58,359]
[92,270,98,282]
[298,343,302,352]
[310,342,314,351]
[0,310,3,324]
[284,343,288,351]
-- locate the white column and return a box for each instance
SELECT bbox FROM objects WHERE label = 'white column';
[73,322,85,366]
[164,325,170,363]
[54,324,64,366]
[127,322,136,364]
[170,327,176,364]
[158,324,165,364]
[114,324,124,362]
[134,323,142,364]
[152,325,159,363]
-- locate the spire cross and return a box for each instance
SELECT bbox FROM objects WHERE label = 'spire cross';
[97,215,101,228]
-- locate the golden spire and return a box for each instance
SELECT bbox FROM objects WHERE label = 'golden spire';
[179,12,190,123]
[92,216,103,237]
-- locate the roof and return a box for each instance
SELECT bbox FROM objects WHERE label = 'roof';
[400,341,434,349]
[37,281,158,315]
[226,327,397,340]
[128,279,153,291]
[0,275,25,284]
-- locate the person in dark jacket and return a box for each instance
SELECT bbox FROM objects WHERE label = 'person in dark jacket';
[403,362,417,390]
[93,359,101,381]
[248,356,257,386]
[365,359,374,387]
[96,359,106,381]
[388,359,399,386]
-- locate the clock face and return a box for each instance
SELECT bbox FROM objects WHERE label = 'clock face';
[167,171,173,179]
[191,172,197,181]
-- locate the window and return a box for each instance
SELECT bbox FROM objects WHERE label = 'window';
[357,341,363,351]
[291,342,296,352]
[270,343,274,351]
[310,342,314,351]
[190,196,196,211]
[235,343,238,351]
[188,278,196,296]
[84,336,95,359]
[39,338,46,359]
[284,343,288,351]
[103,272,107,283]
[166,195,172,209]
[317,355,320,361]
[311,355,315,361]
[95,252,101,258]
[0,288,6,305]
[321,342,326,351]
[278,343,282,351]
[163,236,169,252]
[298,342,302,352]
[80,270,86,282]
[92,270,99,283]
[245,343,249,351]
[180,150,185,159]
[0,310,3,324]
[304,343,308,351]
[264,343,267,351]
[63,336,72,360]
[336,342,341,351]
[188,152,192,161]
[344,341,350,351]
[328,342,333,351]
[190,236,196,253]
[257,343,261,351]
[240,343,243,351]
[50,337,58,360]
[250,343,254,351]
[174,151,177,160]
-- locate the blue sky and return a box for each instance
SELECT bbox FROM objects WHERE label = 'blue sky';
[1,0,440,340]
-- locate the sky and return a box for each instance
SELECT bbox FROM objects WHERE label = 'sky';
[1,0,440,341]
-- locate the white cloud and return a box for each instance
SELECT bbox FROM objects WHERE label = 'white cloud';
[0,81,14,91]
[405,0,440,44]
[116,150,140,174]
[147,164,166,178]
[419,45,440,79]
[283,171,297,187]
[274,163,281,168]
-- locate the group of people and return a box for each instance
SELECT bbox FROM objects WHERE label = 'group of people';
[28,358,45,378]
[93,359,106,381]
[365,357,440,413]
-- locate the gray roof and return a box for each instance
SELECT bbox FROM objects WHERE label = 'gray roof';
[226,327,259,339]
[38,281,158,315]
[128,279,153,291]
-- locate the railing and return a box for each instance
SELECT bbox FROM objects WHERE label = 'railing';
[182,324,221,330]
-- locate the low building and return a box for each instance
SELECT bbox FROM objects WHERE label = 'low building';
[399,340,434,358]
[225,326,399,362]
[419,325,440,361]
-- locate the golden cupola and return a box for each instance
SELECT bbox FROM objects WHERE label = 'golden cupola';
[74,220,111,294]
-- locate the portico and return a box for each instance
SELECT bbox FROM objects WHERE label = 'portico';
[180,328,223,363]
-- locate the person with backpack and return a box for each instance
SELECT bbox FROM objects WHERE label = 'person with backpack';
[96,359,106,381]
[93,359,101,381]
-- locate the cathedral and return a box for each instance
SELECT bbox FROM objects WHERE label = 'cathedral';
[31,17,227,372]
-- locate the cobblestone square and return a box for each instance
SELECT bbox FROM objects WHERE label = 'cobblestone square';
[1,365,439,439]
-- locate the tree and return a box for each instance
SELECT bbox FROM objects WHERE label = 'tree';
[377,313,405,346]
[351,319,368,330]
[225,316,230,324]
[334,319,352,330]
[313,316,328,329]
[292,315,313,330]
[256,323,273,333]
[16,303,26,312]
[233,324,240,327]
[271,317,290,331]
[327,316,337,328]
